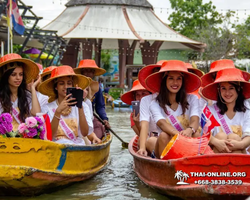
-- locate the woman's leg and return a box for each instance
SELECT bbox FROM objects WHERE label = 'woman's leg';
[146,137,157,155]
[154,132,172,159]
[213,132,227,153]
[227,133,242,153]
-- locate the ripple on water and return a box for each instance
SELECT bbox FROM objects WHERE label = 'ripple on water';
[4,108,167,200]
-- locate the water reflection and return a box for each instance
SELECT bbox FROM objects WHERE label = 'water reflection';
[4,107,166,200]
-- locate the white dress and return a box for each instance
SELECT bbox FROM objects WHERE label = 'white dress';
[42,100,93,145]
[150,94,200,132]
[0,92,32,131]
[208,102,250,139]
[36,91,49,108]
[140,93,159,135]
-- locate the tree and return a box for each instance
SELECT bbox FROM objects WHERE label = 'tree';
[179,11,237,71]
[234,16,250,59]
[168,0,222,39]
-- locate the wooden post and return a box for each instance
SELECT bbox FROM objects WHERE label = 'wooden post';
[82,39,93,59]
[118,39,128,88]
[94,39,102,67]
[140,41,163,65]
[61,39,79,68]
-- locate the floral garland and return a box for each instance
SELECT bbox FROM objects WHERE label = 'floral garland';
[0,113,15,137]
[0,113,46,139]
[18,117,45,139]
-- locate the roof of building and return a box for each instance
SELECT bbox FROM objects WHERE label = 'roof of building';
[66,0,153,8]
[43,2,206,51]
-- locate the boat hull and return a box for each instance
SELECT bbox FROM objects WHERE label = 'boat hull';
[0,134,112,196]
[129,136,250,200]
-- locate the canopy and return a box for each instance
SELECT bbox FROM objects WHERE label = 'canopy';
[43,1,205,50]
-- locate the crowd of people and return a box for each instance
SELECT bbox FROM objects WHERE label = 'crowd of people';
[1,52,250,158]
[0,53,109,145]
[121,59,250,158]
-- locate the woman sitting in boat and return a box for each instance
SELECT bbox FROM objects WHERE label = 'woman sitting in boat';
[144,60,202,158]
[121,79,150,136]
[0,53,40,131]
[39,66,93,145]
[202,68,250,153]
[83,78,102,144]
[136,60,166,157]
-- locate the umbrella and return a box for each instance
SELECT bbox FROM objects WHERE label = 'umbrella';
[22,48,41,54]
[29,53,54,60]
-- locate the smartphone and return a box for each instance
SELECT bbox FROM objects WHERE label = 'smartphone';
[131,100,140,116]
[66,87,77,106]
[66,87,83,107]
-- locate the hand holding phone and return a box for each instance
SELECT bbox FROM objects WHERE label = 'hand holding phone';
[66,87,84,108]
[132,100,140,116]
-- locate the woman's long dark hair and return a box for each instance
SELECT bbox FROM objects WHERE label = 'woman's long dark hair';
[0,67,31,122]
[217,82,246,115]
[156,74,189,115]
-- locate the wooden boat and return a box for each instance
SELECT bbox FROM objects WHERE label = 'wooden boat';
[0,134,112,196]
[113,99,130,108]
[129,136,250,200]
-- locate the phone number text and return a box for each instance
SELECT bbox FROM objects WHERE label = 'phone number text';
[194,180,243,185]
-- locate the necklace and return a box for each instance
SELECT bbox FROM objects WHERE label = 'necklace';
[56,100,72,116]
[170,102,178,111]
[11,94,18,102]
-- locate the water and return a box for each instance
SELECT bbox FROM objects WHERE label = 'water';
[4,107,166,200]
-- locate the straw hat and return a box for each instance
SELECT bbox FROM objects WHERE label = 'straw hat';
[74,59,106,76]
[202,68,250,101]
[39,65,90,97]
[121,79,148,105]
[40,66,57,82]
[146,60,201,93]
[201,60,236,87]
[0,53,39,83]
[185,63,204,77]
[87,77,99,99]
[138,60,167,93]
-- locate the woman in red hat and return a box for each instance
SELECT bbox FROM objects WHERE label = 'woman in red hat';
[0,53,41,131]
[74,59,109,139]
[137,60,166,157]
[39,66,92,145]
[144,60,202,158]
[121,79,150,136]
[202,68,250,153]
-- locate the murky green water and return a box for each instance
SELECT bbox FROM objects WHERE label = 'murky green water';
[4,107,167,200]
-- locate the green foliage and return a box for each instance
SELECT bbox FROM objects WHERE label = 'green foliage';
[234,16,250,59]
[178,10,237,62]
[168,0,222,39]
[101,50,111,71]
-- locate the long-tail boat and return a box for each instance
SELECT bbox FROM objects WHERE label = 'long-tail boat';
[0,134,112,196]
[129,135,250,200]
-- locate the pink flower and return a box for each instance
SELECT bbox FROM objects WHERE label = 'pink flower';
[27,128,37,137]
[18,123,27,134]
[25,117,37,128]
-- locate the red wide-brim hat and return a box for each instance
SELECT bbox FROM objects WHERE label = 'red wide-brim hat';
[74,59,106,76]
[0,53,39,83]
[146,60,201,93]
[39,65,90,98]
[121,79,148,105]
[40,66,57,79]
[202,68,250,101]
[185,63,204,77]
[201,59,250,87]
[138,60,167,93]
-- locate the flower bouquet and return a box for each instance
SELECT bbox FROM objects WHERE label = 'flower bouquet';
[18,116,45,139]
[0,113,16,137]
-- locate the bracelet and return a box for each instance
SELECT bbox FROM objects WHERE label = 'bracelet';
[54,114,61,120]
[189,127,195,135]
